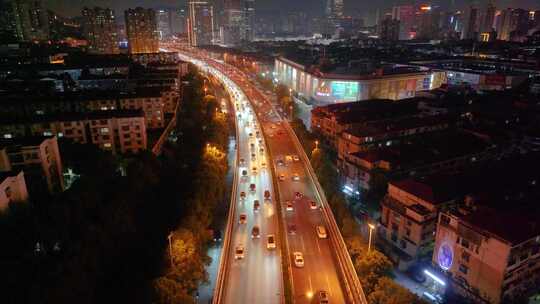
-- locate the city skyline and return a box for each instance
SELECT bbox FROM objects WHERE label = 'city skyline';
[43,0,540,18]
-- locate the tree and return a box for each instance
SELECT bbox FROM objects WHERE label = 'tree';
[152,277,194,304]
[348,241,393,295]
[368,277,427,304]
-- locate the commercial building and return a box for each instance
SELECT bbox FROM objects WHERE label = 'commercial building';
[275,56,445,106]
[410,59,531,91]
[156,9,172,40]
[0,111,147,155]
[379,17,400,41]
[0,136,64,194]
[0,171,29,211]
[125,7,159,54]
[81,7,119,54]
[392,5,414,40]
[187,1,215,46]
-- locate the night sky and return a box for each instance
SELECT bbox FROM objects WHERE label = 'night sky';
[45,0,540,18]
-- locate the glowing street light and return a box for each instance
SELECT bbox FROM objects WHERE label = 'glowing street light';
[315,140,319,150]
[167,232,174,266]
[368,223,376,253]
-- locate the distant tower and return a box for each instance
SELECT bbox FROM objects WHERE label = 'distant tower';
[125,7,159,53]
[187,1,215,46]
[82,7,119,54]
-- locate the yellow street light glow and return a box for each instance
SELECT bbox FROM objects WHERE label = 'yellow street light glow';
[368,223,375,230]
[306,291,313,298]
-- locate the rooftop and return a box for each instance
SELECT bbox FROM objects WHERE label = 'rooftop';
[0,110,145,125]
[345,114,454,138]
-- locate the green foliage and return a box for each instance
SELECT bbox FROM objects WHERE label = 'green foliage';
[368,277,427,304]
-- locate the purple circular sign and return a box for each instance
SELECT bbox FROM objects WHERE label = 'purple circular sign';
[437,242,453,270]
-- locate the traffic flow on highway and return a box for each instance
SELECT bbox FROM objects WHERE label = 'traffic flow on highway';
[161,42,367,304]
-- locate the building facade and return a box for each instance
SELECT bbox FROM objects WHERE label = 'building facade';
[0,136,64,193]
[187,1,215,46]
[0,171,29,211]
[81,7,119,54]
[125,7,159,54]
[275,57,446,106]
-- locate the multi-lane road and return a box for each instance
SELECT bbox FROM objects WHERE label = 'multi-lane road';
[164,42,366,304]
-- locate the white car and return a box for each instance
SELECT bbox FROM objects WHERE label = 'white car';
[286,201,294,211]
[309,200,318,210]
[235,245,245,259]
[316,225,327,239]
[292,173,300,181]
[293,252,304,267]
[266,234,276,250]
[293,155,300,162]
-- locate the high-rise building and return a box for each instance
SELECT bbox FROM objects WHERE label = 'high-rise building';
[156,9,172,40]
[325,0,343,18]
[379,16,399,41]
[392,5,414,40]
[462,5,479,40]
[125,7,159,54]
[241,0,255,41]
[81,7,119,54]
[221,0,242,45]
[497,8,514,40]
[187,1,215,46]
[170,8,187,34]
[480,0,496,33]
[9,0,49,41]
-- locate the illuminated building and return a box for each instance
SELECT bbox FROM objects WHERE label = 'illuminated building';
[125,7,159,54]
[187,1,215,46]
[81,7,119,54]
[9,0,49,41]
[392,5,415,40]
[156,9,172,40]
[275,57,445,106]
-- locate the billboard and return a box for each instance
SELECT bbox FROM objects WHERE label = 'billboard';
[331,81,359,101]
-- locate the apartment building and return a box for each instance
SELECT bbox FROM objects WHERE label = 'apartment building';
[0,110,147,155]
[311,99,419,149]
[434,195,540,304]
[339,130,501,196]
[0,171,29,210]
[0,88,172,129]
[379,174,463,270]
[337,114,454,163]
[0,136,64,194]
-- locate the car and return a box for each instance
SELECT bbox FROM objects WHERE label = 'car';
[240,191,246,200]
[241,170,248,177]
[279,174,286,181]
[264,190,271,200]
[251,226,260,238]
[239,213,247,224]
[250,143,255,151]
[249,132,253,137]
[249,183,256,192]
[239,158,245,166]
[259,147,264,154]
[251,153,256,161]
[285,155,293,162]
[256,131,260,137]
[294,191,303,199]
[286,201,294,211]
[292,173,300,181]
[252,166,257,174]
[212,229,222,242]
[293,252,304,267]
[253,200,260,212]
[260,161,266,168]
[235,245,245,259]
[309,200,318,210]
[276,159,284,166]
[288,224,297,234]
[408,266,427,283]
[293,155,300,161]
[271,124,277,129]
[318,291,329,304]
[266,234,276,249]
[316,225,327,239]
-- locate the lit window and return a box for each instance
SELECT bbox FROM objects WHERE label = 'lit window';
[43,131,53,136]
[100,128,109,134]
[58,132,64,137]
[104,143,112,148]
[3,134,12,139]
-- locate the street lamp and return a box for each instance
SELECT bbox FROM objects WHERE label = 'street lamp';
[167,232,174,266]
[368,223,376,253]
[315,140,319,150]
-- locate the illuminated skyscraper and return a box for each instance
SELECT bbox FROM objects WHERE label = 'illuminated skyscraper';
[125,7,159,54]
[8,0,49,41]
[187,1,215,46]
[392,5,414,40]
[156,9,172,40]
[82,7,119,54]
